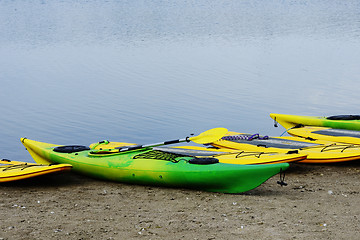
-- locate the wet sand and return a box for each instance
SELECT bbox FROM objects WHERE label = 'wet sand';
[1,161,360,239]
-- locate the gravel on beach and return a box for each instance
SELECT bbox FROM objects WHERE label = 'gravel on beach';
[1,161,359,239]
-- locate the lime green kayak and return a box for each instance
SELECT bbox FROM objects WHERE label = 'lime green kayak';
[21,138,289,193]
[270,113,360,131]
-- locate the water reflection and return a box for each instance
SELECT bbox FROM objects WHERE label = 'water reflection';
[1,0,360,46]
[1,0,360,161]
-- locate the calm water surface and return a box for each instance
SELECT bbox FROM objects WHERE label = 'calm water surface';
[1,0,360,161]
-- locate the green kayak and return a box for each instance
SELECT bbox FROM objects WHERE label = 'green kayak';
[21,138,289,193]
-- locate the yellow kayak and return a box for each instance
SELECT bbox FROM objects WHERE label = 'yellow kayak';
[89,141,307,164]
[287,126,360,145]
[209,131,360,163]
[0,159,72,182]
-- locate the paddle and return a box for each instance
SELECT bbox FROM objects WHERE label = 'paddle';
[115,127,228,152]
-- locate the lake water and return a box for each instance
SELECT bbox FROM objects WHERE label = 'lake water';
[1,0,360,162]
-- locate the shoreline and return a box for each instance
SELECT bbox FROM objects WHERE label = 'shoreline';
[1,161,359,239]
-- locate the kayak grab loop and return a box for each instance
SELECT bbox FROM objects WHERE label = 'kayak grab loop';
[90,140,110,149]
[53,145,90,153]
[274,117,278,127]
[222,134,269,141]
[277,168,288,187]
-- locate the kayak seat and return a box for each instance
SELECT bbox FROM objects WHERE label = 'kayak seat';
[327,115,360,120]
[188,158,219,165]
[53,145,90,153]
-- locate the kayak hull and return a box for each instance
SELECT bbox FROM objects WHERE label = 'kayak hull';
[21,138,289,193]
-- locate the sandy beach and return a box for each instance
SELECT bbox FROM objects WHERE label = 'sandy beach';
[1,161,359,240]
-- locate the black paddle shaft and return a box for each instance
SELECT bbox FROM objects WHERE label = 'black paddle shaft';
[117,138,190,152]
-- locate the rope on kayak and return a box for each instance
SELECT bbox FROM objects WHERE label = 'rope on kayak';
[273,115,304,136]
[341,144,360,152]
[234,151,276,158]
[319,143,360,152]
[277,168,288,187]
[133,150,187,163]
[280,125,304,137]
[0,162,39,171]
[279,129,288,137]
[132,150,219,164]
[221,134,269,141]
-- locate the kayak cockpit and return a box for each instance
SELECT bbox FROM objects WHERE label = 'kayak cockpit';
[326,115,360,120]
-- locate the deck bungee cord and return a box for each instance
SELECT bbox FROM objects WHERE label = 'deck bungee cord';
[1,160,39,171]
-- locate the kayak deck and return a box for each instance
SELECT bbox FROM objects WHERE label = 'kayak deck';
[210,131,360,163]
